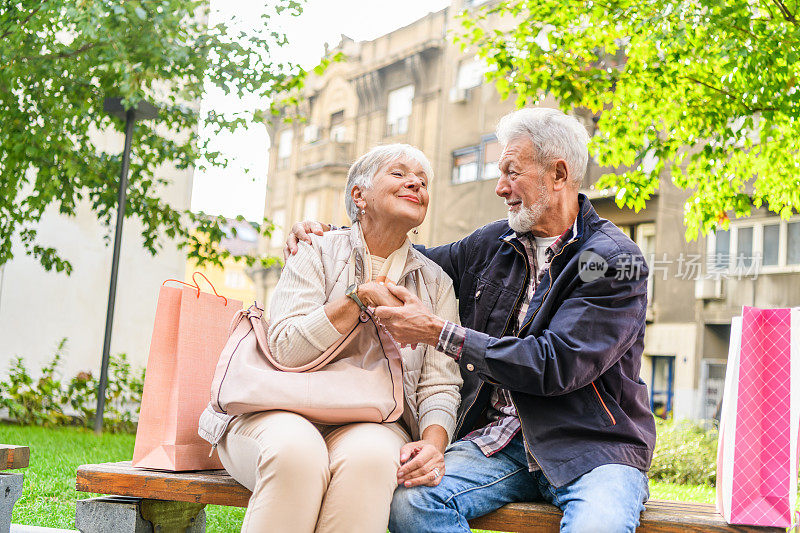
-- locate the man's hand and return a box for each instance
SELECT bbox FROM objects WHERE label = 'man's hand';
[396,440,445,488]
[373,285,444,347]
[283,221,330,260]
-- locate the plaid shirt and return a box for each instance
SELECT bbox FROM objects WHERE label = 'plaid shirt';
[436,218,576,469]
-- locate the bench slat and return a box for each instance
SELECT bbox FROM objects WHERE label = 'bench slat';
[467,501,782,532]
[0,445,30,470]
[76,462,251,507]
[76,462,782,532]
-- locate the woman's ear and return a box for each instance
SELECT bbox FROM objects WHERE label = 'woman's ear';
[351,185,365,209]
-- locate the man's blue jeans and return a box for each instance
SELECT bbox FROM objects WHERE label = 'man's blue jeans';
[389,436,649,533]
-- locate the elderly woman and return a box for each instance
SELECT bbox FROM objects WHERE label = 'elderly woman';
[215,144,462,533]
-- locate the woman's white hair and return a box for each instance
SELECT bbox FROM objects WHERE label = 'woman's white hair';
[344,144,434,222]
[495,108,590,186]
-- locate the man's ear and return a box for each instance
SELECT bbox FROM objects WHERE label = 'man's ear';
[553,160,569,191]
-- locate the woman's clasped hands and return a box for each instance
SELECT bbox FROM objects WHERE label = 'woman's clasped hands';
[397,440,446,488]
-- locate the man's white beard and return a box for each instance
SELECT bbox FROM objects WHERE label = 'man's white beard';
[507,183,550,234]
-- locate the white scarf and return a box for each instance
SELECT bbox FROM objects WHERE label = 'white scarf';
[349,222,410,285]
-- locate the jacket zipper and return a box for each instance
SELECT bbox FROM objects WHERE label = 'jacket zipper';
[591,381,617,425]
[500,239,530,336]
[454,381,484,435]
[506,236,578,487]
[456,239,530,435]
[519,237,577,332]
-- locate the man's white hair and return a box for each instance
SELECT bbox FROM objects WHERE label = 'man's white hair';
[344,144,434,222]
[496,108,590,186]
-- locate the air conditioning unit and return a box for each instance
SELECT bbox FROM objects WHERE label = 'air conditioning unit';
[695,278,725,300]
[449,87,469,104]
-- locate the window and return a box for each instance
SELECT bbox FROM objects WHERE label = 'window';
[700,360,727,422]
[452,136,502,184]
[482,138,501,180]
[708,218,800,272]
[618,222,656,306]
[649,355,674,419]
[277,129,293,168]
[736,226,754,268]
[789,221,800,265]
[712,229,730,270]
[636,223,656,305]
[329,111,347,142]
[387,85,414,136]
[762,223,780,266]
[303,124,319,144]
[455,58,486,90]
[330,125,346,142]
[452,148,479,184]
[269,209,286,249]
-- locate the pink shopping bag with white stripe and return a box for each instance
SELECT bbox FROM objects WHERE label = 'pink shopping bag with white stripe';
[716,306,800,527]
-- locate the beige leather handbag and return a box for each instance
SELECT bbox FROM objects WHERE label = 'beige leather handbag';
[209,303,404,424]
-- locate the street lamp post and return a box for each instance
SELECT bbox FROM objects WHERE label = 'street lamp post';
[94,97,158,434]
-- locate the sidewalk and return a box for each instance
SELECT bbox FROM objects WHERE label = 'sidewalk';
[11,525,73,533]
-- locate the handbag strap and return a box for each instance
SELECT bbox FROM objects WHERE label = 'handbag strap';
[246,304,386,373]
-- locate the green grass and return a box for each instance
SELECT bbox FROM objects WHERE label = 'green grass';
[1,424,715,531]
[0,424,243,531]
[649,481,715,503]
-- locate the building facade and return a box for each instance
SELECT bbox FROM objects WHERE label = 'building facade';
[256,0,800,421]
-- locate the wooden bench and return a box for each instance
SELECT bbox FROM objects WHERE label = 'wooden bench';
[1,445,30,532]
[76,461,781,532]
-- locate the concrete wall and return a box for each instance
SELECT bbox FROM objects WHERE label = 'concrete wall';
[0,130,192,380]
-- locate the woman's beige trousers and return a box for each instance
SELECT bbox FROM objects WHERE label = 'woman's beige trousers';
[217,410,410,533]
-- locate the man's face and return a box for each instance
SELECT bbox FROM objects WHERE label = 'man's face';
[495,136,551,234]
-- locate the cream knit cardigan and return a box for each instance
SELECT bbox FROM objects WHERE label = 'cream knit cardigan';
[267,226,462,441]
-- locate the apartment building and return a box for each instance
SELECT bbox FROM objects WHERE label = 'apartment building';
[255,0,800,421]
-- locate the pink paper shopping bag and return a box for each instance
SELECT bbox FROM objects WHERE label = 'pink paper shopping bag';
[716,306,800,527]
[132,274,241,471]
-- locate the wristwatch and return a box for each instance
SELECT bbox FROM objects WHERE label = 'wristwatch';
[345,283,368,312]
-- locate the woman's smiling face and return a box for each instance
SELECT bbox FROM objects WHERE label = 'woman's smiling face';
[358,156,429,230]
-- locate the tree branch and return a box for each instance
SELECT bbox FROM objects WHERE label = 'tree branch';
[680,75,749,110]
[18,42,99,63]
[772,0,797,23]
[0,5,42,41]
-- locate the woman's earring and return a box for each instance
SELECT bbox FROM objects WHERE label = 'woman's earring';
[360,208,366,216]
[412,228,419,235]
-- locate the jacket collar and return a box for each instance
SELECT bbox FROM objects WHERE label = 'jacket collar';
[500,193,595,254]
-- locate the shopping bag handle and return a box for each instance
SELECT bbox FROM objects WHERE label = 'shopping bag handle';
[192,272,228,306]
[161,272,228,306]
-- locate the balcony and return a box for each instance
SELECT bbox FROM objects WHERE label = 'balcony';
[298,140,353,175]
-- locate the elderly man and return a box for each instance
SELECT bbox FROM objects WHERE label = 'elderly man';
[286,107,656,532]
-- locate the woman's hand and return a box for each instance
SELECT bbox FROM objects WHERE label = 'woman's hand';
[358,281,403,308]
[396,440,446,488]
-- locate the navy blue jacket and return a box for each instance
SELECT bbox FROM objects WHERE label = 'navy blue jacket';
[419,195,656,487]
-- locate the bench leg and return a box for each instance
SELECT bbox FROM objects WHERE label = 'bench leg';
[75,496,206,533]
[1,472,24,533]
